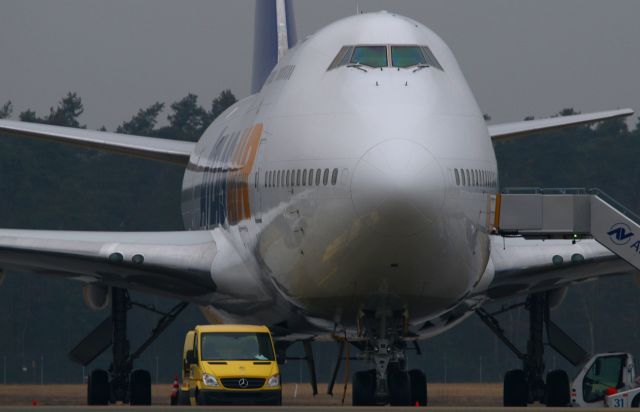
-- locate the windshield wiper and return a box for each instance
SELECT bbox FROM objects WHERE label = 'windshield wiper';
[347,63,368,72]
[413,64,431,73]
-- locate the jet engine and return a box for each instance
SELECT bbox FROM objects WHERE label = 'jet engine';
[82,284,111,310]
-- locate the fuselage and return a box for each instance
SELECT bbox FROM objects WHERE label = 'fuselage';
[180,11,498,338]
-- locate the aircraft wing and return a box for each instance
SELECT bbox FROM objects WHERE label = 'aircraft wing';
[0,228,218,302]
[488,108,634,142]
[484,236,636,302]
[0,120,194,166]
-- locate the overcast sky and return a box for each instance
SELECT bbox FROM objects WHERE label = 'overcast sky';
[0,0,638,130]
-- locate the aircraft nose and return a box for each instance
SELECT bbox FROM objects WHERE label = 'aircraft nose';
[350,139,445,237]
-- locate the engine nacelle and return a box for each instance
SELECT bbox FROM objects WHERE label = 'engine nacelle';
[82,284,111,311]
[548,286,568,311]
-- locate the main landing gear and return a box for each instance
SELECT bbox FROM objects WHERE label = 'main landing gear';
[70,287,188,405]
[330,310,427,406]
[477,291,588,407]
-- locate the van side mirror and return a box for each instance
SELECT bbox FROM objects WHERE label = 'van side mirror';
[186,350,196,365]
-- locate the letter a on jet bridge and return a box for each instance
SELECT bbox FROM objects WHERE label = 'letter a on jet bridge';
[495,188,640,271]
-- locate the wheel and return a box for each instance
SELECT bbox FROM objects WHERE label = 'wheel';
[352,369,376,406]
[545,369,570,407]
[129,369,152,405]
[504,369,528,407]
[388,369,412,406]
[178,390,190,405]
[409,369,427,406]
[87,369,109,405]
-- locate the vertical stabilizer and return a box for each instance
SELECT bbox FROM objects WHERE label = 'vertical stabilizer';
[251,0,297,94]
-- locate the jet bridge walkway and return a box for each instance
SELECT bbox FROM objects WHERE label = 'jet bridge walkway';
[495,188,640,270]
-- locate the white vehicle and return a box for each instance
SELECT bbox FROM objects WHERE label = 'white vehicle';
[0,0,635,407]
[572,352,640,408]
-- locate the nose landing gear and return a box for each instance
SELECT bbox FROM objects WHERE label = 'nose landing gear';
[349,310,428,406]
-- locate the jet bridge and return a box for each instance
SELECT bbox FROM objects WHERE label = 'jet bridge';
[495,188,640,270]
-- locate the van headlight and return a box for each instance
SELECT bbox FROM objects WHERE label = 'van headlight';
[202,373,220,387]
[267,374,280,387]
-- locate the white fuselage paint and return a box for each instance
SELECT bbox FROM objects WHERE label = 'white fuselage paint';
[181,12,498,339]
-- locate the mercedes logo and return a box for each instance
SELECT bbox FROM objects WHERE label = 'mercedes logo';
[238,378,249,388]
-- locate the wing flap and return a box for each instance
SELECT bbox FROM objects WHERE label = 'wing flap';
[489,108,634,142]
[0,120,194,165]
[0,229,217,300]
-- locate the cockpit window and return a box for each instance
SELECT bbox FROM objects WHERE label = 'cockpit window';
[391,46,427,68]
[420,46,443,71]
[328,46,353,70]
[327,45,443,71]
[350,46,387,68]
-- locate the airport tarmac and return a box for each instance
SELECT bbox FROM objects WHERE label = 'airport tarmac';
[0,383,503,407]
[0,383,604,410]
[0,407,616,412]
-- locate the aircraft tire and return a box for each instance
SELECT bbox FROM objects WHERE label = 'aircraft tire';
[504,369,528,407]
[129,369,152,405]
[352,370,376,406]
[409,369,427,406]
[87,369,109,405]
[545,369,570,407]
[388,369,412,406]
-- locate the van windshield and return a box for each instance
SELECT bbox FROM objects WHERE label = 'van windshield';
[200,332,275,361]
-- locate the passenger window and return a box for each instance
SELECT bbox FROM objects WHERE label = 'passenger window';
[350,46,388,68]
[391,46,427,68]
[296,170,301,186]
[454,169,460,186]
[331,168,338,185]
[302,169,307,186]
[323,169,329,185]
[315,169,321,186]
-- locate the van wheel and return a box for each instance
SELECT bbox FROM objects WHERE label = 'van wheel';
[129,369,151,405]
[195,390,208,406]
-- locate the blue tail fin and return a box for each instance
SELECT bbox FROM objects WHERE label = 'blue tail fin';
[251,0,297,94]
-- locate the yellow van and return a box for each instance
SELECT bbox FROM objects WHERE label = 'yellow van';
[178,324,281,405]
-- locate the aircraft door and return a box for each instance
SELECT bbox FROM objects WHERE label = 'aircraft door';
[254,138,267,223]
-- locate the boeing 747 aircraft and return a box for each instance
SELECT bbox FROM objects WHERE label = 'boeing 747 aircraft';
[0,0,635,407]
